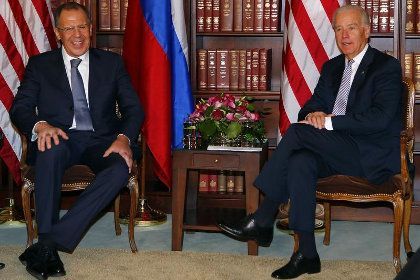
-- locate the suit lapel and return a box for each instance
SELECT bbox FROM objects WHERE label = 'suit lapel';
[332,55,345,97]
[53,48,72,97]
[346,46,374,110]
[88,48,99,112]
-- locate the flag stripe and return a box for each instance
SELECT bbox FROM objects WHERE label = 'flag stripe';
[279,0,344,139]
[0,0,56,184]
[290,0,329,72]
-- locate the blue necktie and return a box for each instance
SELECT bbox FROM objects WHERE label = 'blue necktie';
[70,58,93,131]
[332,59,354,116]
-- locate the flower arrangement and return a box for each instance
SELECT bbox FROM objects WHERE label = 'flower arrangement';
[187,94,267,148]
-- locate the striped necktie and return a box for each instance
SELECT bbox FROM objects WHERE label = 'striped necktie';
[332,59,354,116]
[70,58,93,131]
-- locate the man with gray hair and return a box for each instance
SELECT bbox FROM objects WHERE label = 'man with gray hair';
[218,5,402,279]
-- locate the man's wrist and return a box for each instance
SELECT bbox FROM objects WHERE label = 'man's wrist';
[117,134,130,145]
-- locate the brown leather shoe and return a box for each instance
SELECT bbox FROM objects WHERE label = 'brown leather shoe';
[271,252,321,279]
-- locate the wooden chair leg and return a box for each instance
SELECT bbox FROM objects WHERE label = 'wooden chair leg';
[128,178,139,253]
[392,197,404,273]
[114,194,122,236]
[323,202,331,246]
[21,185,34,248]
[293,233,299,253]
[403,193,414,258]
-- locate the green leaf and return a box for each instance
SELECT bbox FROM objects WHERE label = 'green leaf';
[246,104,255,111]
[226,122,242,139]
[198,119,218,140]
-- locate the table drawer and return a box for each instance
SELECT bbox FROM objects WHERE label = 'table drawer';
[192,153,240,169]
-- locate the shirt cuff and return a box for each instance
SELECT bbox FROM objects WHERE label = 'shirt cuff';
[324,117,333,130]
[31,121,47,142]
[117,134,131,145]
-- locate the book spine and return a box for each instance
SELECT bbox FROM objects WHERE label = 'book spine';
[405,52,414,80]
[110,0,121,31]
[389,0,394,32]
[226,171,235,193]
[359,0,367,8]
[99,0,111,31]
[378,0,389,33]
[213,0,220,32]
[245,49,252,90]
[217,171,227,192]
[238,50,247,90]
[205,0,213,32]
[365,0,373,27]
[199,171,209,192]
[371,0,380,32]
[270,0,279,31]
[233,0,243,31]
[197,49,208,90]
[220,0,234,31]
[251,48,260,91]
[121,0,128,31]
[216,49,230,90]
[414,53,420,94]
[197,0,205,32]
[243,0,254,32]
[254,0,264,32]
[208,172,218,192]
[263,0,271,31]
[207,50,217,90]
[406,0,415,33]
[229,50,239,90]
[259,48,270,91]
[417,0,420,33]
[234,172,244,193]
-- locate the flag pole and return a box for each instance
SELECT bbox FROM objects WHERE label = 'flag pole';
[0,131,25,224]
[120,138,167,226]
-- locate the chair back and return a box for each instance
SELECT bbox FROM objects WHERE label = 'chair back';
[402,78,415,166]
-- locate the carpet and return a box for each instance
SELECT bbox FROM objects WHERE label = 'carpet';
[0,246,395,279]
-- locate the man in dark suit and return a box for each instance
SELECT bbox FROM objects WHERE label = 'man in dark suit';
[217,5,402,279]
[10,3,144,279]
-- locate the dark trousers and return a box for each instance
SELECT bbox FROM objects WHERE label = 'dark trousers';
[34,131,129,251]
[254,123,365,232]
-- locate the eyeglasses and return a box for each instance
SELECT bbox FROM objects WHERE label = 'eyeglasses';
[56,23,90,33]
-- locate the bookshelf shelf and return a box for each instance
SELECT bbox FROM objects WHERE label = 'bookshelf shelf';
[196,32,283,37]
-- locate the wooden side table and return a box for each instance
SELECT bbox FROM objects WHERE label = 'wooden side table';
[172,148,268,255]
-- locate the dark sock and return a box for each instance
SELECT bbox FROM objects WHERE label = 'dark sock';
[296,230,318,259]
[38,233,56,248]
[253,197,280,228]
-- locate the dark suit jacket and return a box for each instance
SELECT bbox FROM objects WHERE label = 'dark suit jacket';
[298,46,402,184]
[10,48,144,162]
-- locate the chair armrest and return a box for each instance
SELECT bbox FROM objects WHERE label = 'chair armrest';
[400,128,414,197]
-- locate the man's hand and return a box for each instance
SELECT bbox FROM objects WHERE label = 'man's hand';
[299,111,334,129]
[35,122,69,151]
[103,135,133,173]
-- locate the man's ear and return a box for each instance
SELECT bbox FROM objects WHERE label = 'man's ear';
[54,28,61,41]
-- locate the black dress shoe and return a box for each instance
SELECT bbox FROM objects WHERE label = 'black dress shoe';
[271,252,321,279]
[0,262,4,269]
[216,214,273,247]
[19,242,66,279]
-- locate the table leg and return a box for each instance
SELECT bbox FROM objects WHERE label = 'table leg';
[245,170,259,255]
[172,168,187,251]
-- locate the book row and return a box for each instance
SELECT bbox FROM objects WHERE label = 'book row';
[98,0,129,31]
[196,0,280,33]
[199,171,244,193]
[197,48,271,91]
[348,0,395,33]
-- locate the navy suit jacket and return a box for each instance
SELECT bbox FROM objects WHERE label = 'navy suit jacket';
[298,46,403,184]
[11,48,144,163]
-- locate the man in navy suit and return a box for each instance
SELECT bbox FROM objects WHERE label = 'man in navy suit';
[218,5,402,279]
[10,2,144,279]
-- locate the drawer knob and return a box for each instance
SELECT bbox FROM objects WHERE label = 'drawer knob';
[214,159,219,163]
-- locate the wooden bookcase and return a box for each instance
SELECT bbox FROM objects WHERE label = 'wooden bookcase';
[55,0,420,221]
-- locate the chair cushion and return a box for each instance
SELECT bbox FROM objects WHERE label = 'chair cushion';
[23,165,95,191]
[317,174,402,196]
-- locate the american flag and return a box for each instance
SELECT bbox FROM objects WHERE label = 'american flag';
[0,0,57,184]
[279,0,346,136]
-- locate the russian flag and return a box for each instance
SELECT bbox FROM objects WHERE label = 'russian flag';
[123,0,193,188]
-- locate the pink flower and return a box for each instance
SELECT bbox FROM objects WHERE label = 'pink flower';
[226,113,236,121]
[236,105,247,113]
